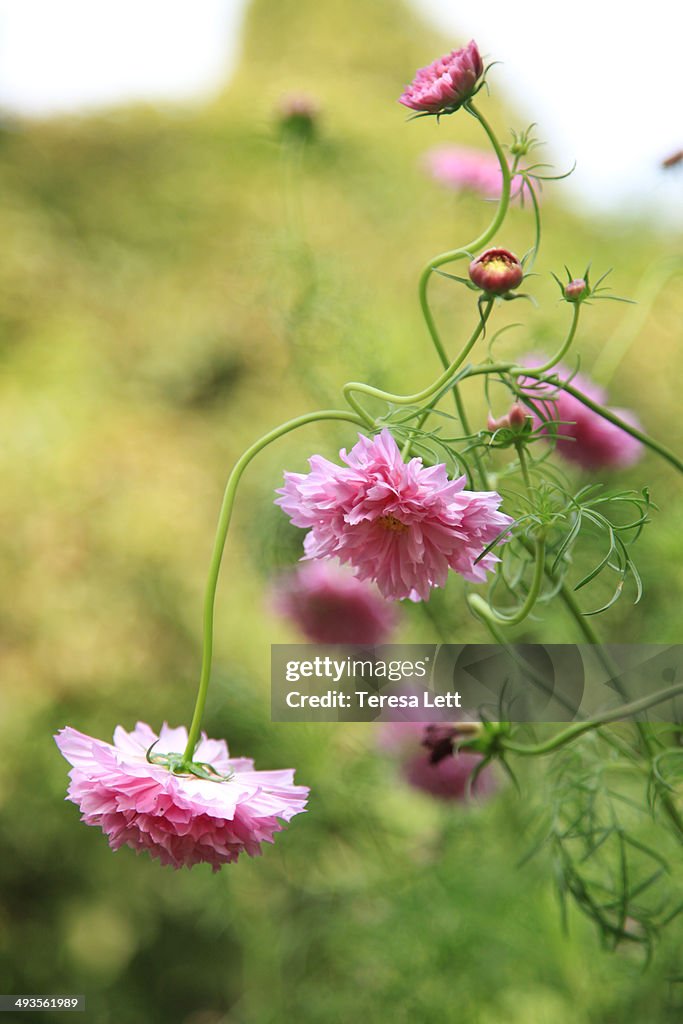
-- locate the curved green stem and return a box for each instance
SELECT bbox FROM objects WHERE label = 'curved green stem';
[542,375,683,473]
[417,101,512,369]
[527,303,581,374]
[344,301,493,420]
[409,103,512,485]
[468,536,545,627]
[502,683,683,757]
[182,409,366,762]
[524,174,542,269]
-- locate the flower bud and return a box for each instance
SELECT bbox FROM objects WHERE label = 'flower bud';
[487,403,529,436]
[508,403,528,430]
[565,278,587,302]
[487,411,508,432]
[469,248,524,295]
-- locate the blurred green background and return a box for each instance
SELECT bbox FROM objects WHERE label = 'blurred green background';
[2,0,683,1021]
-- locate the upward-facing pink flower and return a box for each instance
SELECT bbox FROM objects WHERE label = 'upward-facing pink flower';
[276,429,513,602]
[399,41,484,114]
[519,357,643,470]
[55,723,309,871]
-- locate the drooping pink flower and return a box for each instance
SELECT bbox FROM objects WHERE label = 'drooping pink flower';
[378,720,496,802]
[272,560,396,645]
[54,723,309,871]
[519,357,643,470]
[276,429,513,602]
[399,41,484,115]
[424,144,511,198]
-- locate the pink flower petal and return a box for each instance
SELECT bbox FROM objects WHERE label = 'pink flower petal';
[54,723,309,871]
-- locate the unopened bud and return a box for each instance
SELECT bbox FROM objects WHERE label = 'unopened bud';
[565,278,587,302]
[488,403,528,434]
[487,411,508,432]
[508,403,528,429]
[469,248,524,295]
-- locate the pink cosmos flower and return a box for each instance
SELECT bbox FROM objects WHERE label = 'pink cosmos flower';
[519,357,643,470]
[378,721,496,802]
[399,41,484,115]
[276,429,513,602]
[272,560,396,645]
[424,144,514,198]
[54,722,309,871]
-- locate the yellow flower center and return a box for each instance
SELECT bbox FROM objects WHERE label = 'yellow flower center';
[377,514,409,534]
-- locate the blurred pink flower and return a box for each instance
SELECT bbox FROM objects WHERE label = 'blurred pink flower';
[272,560,396,645]
[399,41,484,114]
[276,429,513,602]
[424,144,501,195]
[423,144,516,198]
[277,91,320,138]
[519,357,643,470]
[278,92,319,120]
[378,721,496,802]
[55,722,308,871]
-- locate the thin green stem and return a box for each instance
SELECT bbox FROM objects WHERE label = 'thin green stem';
[453,386,489,488]
[502,683,683,757]
[468,537,546,627]
[470,604,586,718]
[344,301,493,419]
[524,174,542,269]
[461,362,683,475]
[409,102,512,484]
[417,101,512,370]
[515,441,532,492]
[182,409,366,762]
[528,303,581,374]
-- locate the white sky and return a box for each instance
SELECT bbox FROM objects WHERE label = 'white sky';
[418,0,683,222]
[0,0,247,109]
[0,0,680,220]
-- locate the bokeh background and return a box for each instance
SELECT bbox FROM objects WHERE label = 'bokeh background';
[1,1,683,1021]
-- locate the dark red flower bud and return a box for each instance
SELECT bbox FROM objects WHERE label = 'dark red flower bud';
[469,248,524,295]
[565,278,587,302]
